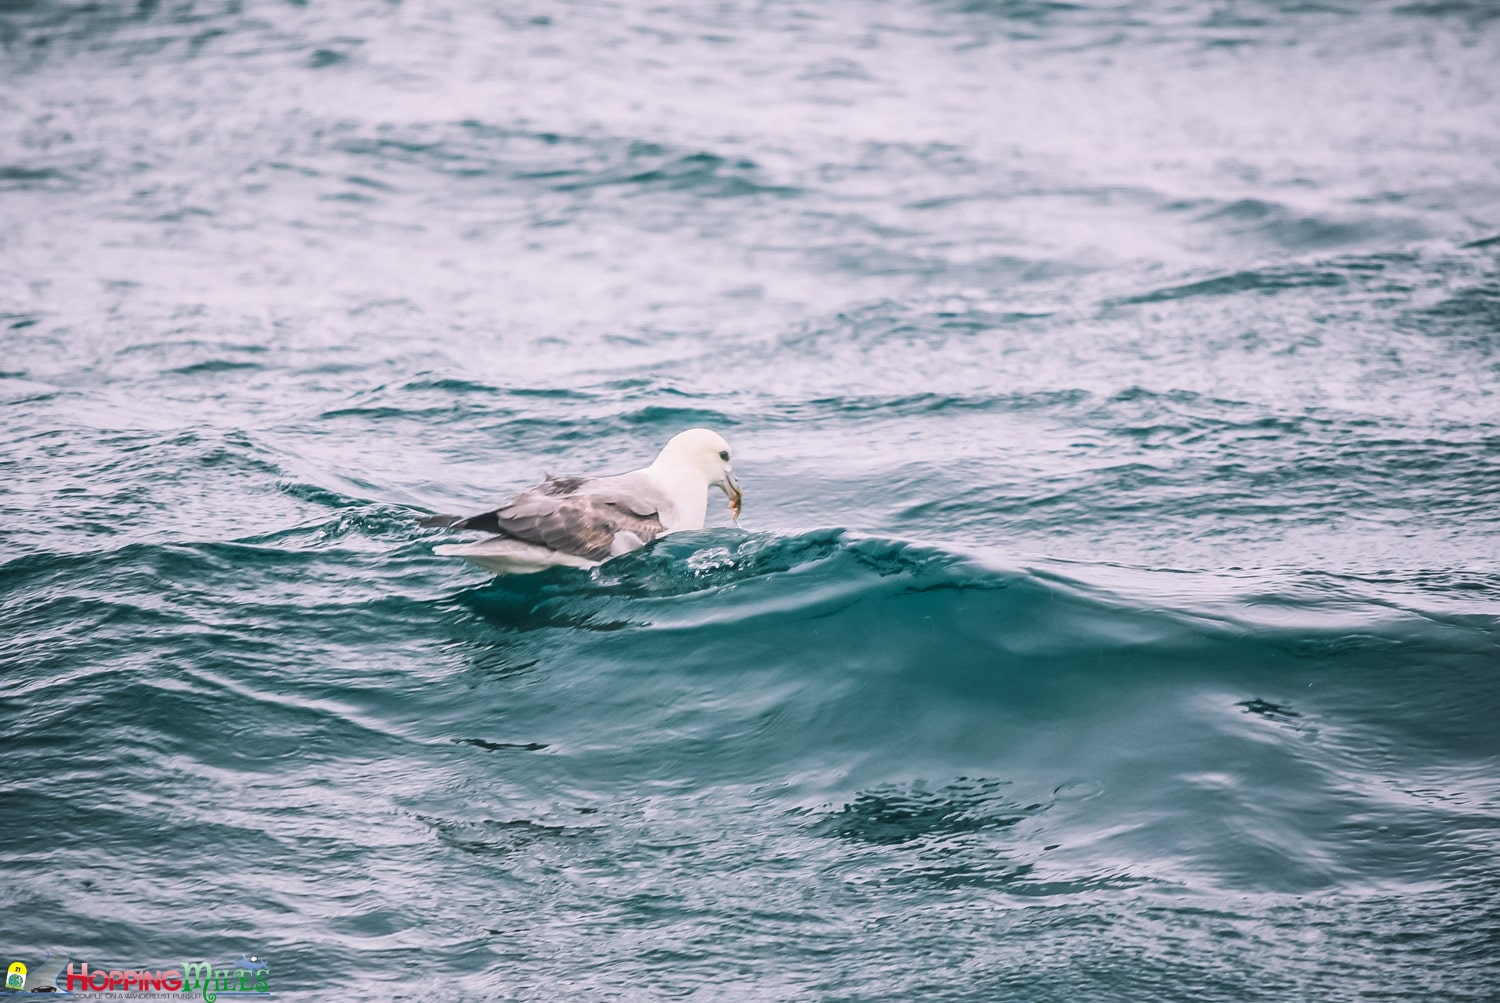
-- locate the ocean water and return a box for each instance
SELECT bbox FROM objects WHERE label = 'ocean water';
[2,0,1498,998]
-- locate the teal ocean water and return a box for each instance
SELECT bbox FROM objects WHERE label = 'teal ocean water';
[3,1,1499,998]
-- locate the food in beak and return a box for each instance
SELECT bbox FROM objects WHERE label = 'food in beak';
[723,478,743,523]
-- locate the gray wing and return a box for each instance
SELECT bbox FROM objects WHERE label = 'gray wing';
[442,472,667,562]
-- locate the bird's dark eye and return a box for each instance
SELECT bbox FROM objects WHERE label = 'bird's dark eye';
[718,450,730,462]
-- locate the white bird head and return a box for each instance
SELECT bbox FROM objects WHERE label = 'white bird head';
[651,428,743,521]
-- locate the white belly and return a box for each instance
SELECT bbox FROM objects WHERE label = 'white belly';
[433,538,600,575]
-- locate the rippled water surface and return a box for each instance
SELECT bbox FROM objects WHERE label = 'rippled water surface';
[3,0,1498,998]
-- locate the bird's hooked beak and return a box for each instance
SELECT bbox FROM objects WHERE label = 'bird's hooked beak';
[718,470,743,524]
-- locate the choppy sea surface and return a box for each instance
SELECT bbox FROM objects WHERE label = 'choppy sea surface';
[3,0,1499,998]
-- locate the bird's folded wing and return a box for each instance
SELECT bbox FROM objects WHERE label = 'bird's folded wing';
[444,474,669,562]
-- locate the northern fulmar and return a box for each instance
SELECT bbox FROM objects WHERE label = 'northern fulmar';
[426,428,743,575]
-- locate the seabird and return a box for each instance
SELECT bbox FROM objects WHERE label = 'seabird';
[426,427,743,575]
